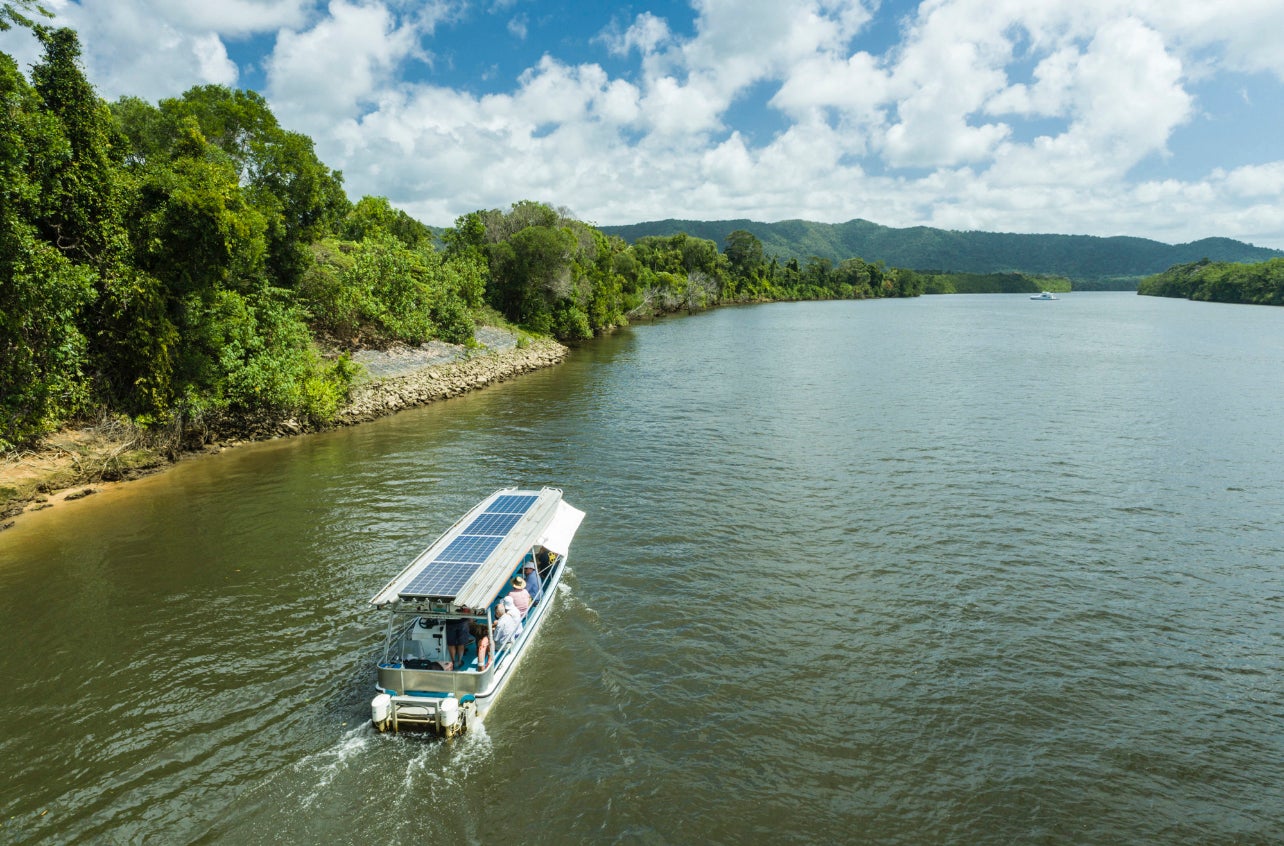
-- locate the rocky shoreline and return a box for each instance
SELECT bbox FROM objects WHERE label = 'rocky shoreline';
[340,336,566,424]
[0,329,568,530]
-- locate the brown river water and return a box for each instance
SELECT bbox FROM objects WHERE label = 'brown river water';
[2,293,1282,844]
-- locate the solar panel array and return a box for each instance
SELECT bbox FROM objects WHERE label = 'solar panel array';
[398,494,539,599]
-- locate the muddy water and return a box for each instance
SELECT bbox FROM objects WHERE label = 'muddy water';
[2,293,1282,844]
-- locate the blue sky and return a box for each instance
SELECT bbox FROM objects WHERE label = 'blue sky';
[2,0,1282,248]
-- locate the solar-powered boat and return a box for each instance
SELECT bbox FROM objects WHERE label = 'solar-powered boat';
[368,487,585,736]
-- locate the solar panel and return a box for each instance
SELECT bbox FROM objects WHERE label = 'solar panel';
[395,492,540,600]
[400,561,480,599]
[436,533,505,563]
[489,494,538,514]
[464,512,522,536]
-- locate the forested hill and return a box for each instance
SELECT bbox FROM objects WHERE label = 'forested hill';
[600,218,1284,281]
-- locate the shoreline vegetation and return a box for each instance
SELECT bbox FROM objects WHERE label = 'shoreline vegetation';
[0,330,567,529]
[1136,258,1284,305]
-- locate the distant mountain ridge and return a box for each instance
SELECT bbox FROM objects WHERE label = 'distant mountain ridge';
[598,218,1284,281]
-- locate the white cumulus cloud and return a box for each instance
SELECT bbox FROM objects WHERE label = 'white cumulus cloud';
[0,0,1280,248]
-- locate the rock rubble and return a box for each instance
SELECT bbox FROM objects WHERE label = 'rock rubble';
[337,338,568,425]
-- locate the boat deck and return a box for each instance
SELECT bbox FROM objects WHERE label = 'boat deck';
[382,556,555,675]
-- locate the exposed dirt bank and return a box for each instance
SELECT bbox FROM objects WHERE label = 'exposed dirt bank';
[0,329,567,531]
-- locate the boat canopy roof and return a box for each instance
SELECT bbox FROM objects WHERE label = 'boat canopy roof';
[369,487,585,612]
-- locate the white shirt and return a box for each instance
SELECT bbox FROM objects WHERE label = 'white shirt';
[494,612,522,650]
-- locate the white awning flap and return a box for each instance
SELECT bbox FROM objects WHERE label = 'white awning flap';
[538,501,585,557]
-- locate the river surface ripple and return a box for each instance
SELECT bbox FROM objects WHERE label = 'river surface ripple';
[1,292,1282,845]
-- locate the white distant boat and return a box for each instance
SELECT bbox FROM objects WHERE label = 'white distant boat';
[1030,291,1058,300]
[368,487,585,737]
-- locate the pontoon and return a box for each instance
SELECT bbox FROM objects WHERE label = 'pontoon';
[368,487,585,736]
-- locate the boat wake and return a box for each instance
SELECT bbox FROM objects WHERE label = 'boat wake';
[555,575,599,622]
[282,719,498,817]
[399,722,494,790]
[293,725,373,806]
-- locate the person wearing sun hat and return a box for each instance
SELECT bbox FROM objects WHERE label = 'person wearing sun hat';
[508,574,531,616]
[522,557,542,604]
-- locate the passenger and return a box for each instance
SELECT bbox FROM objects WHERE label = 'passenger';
[493,599,522,652]
[508,575,532,616]
[503,595,524,634]
[522,559,542,604]
[445,612,473,669]
[469,618,493,671]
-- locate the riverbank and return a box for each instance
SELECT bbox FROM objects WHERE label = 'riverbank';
[0,328,567,530]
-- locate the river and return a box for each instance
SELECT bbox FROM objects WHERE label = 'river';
[1,292,1282,844]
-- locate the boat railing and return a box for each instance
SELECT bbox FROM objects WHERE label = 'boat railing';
[378,663,488,696]
[376,555,558,681]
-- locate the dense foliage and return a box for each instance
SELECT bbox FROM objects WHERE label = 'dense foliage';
[601,219,1284,283]
[1137,258,1284,305]
[444,207,921,343]
[0,28,478,448]
[0,25,917,450]
[918,271,1070,295]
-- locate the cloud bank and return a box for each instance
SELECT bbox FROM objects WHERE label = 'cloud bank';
[3,0,1282,248]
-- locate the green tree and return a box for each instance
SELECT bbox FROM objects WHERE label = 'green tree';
[0,43,96,446]
[342,195,434,248]
[29,26,122,268]
[161,85,280,173]
[299,233,479,346]
[832,257,875,297]
[804,256,833,292]
[0,234,96,446]
[115,85,349,289]
[724,229,765,286]
[93,267,178,420]
[488,222,576,332]
[109,96,170,166]
[350,234,437,342]
[1139,257,1284,306]
[246,128,348,288]
[127,118,267,296]
[297,238,360,339]
[443,210,488,263]
[0,0,50,31]
[579,229,627,331]
[115,117,272,420]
